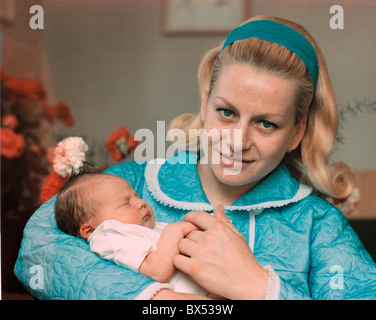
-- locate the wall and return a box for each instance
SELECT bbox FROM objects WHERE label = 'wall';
[41,0,376,169]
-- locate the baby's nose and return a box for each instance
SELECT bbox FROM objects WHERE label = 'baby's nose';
[132,197,146,210]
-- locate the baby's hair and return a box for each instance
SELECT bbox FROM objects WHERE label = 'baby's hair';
[55,166,103,238]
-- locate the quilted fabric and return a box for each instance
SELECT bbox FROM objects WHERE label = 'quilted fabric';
[14,151,376,299]
[14,162,155,300]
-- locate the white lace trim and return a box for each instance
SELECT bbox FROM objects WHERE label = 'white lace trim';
[263,265,281,300]
[145,158,214,211]
[144,158,312,212]
[134,282,173,300]
[227,184,312,211]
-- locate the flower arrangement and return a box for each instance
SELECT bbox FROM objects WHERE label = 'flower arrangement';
[1,71,75,220]
[40,127,138,203]
[0,71,74,160]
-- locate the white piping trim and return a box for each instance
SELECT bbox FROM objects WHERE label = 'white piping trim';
[144,158,312,212]
[249,212,256,252]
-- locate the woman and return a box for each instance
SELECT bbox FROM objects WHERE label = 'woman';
[15,16,376,300]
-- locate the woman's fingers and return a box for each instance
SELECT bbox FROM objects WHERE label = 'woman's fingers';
[173,254,192,275]
[176,206,268,299]
[184,206,241,236]
[183,210,216,231]
[213,205,242,236]
[173,238,202,277]
[178,237,197,256]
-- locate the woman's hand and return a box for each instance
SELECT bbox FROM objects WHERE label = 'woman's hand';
[173,205,268,300]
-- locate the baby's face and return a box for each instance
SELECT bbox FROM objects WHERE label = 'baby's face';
[92,175,155,229]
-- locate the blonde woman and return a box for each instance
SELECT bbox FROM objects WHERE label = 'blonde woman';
[15,16,376,300]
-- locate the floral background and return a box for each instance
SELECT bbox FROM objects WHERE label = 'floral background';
[1,71,139,208]
[0,71,138,296]
[1,71,73,218]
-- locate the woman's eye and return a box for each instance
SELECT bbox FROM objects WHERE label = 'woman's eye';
[259,120,278,130]
[217,108,235,119]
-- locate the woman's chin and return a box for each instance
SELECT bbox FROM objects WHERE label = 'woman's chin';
[211,163,259,187]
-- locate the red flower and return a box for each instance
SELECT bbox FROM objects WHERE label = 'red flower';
[40,172,68,203]
[56,102,74,128]
[5,76,46,102]
[105,126,139,161]
[1,114,19,129]
[42,101,58,123]
[0,127,26,159]
[0,71,10,83]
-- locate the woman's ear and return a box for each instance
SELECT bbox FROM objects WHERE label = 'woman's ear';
[200,88,210,123]
[290,118,307,151]
[80,222,96,240]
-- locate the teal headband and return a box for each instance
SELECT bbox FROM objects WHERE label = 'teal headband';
[221,19,319,91]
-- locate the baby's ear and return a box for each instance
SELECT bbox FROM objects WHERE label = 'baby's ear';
[80,222,95,240]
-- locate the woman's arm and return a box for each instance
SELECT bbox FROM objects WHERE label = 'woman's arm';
[173,206,268,300]
[14,161,164,300]
[14,196,157,300]
[139,222,198,283]
[306,204,376,300]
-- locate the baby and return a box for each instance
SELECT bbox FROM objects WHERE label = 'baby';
[54,169,209,297]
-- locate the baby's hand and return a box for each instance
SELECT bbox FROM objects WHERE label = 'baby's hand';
[140,222,199,282]
[179,221,200,237]
[163,221,200,240]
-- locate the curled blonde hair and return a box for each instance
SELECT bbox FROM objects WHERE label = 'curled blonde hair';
[169,16,354,199]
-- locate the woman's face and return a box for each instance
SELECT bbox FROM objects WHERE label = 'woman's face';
[200,63,306,188]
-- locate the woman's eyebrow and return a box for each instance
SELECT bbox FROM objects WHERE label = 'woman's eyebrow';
[215,96,285,119]
[215,97,238,110]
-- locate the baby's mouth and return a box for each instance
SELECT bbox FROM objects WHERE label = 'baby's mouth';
[142,209,152,223]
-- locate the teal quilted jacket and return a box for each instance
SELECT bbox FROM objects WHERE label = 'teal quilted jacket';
[14,151,376,299]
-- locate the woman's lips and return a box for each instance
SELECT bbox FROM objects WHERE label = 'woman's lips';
[219,152,254,167]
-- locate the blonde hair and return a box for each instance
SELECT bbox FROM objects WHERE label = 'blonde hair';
[169,15,354,199]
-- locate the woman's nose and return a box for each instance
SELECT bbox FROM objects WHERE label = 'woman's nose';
[230,123,252,152]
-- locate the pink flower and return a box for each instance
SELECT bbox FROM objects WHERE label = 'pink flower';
[53,137,88,177]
